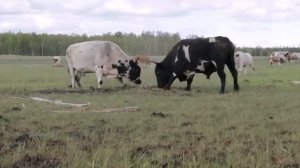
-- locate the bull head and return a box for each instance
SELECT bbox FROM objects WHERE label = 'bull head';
[145,57,172,88]
[134,55,172,88]
[128,60,141,84]
[112,63,127,76]
[154,63,173,88]
[112,60,142,85]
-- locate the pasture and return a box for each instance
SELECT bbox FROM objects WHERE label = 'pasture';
[0,55,300,168]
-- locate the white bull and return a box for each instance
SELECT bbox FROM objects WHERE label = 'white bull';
[269,51,288,67]
[66,41,141,89]
[234,51,255,75]
[53,56,64,67]
[287,52,300,62]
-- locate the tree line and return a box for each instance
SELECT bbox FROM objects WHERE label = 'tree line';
[0,31,299,56]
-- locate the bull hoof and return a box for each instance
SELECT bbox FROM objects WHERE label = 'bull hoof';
[234,85,240,91]
[184,87,191,91]
[219,90,225,94]
[67,85,72,88]
[163,87,171,90]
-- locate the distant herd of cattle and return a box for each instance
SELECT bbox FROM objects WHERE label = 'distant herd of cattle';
[268,51,300,67]
[55,37,299,93]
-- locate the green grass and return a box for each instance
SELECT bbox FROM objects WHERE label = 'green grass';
[0,55,300,168]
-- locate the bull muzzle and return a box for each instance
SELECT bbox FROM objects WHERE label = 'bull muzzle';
[133,77,142,85]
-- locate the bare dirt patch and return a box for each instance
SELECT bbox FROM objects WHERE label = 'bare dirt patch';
[181,122,193,127]
[46,139,67,149]
[12,133,33,148]
[151,112,171,118]
[0,115,10,123]
[29,85,199,99]
[33,86,137,94]
[15,133,32,143]
[283,163,299,168]
[0,143,5,155]
[130,144,172,163]
[12,154,62,168]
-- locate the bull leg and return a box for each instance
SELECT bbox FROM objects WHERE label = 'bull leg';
[185,75,194,91]
[217,68,226,94]
[238,65,243,76]
[245,65,249,75]
[67,66,76,88]
[164,75,177,90]
[278,62,281,67]
[251,64,255,71]
[269,60,273,67]
[95,66,103,89]
[74,71,82,88]
[226,62,239,92]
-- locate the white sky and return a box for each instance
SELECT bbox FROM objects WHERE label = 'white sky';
[1,0,300,47]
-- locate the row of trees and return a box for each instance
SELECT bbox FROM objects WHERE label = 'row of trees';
[0,31,180,56]
[0,32,299,56]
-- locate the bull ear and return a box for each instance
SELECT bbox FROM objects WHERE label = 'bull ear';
[129,59,134,66]
[134,56,139,63]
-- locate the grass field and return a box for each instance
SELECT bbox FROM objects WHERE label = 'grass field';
[0,55,300,168]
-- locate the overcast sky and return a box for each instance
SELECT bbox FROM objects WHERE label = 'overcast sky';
[1,0,300,47]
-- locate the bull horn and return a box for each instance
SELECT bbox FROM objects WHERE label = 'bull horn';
[133,55,155,65]
[134,56,141,62]
[149,60,159,64]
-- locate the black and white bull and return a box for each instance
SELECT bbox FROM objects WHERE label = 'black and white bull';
[152,36,239,94]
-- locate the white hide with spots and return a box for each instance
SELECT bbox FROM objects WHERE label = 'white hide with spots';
[269,51,288,67]
[53,56,61,63]
[66,41,130,88]
[234,51,255,75]
[288,52,300,62]
[53,56,64,67]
